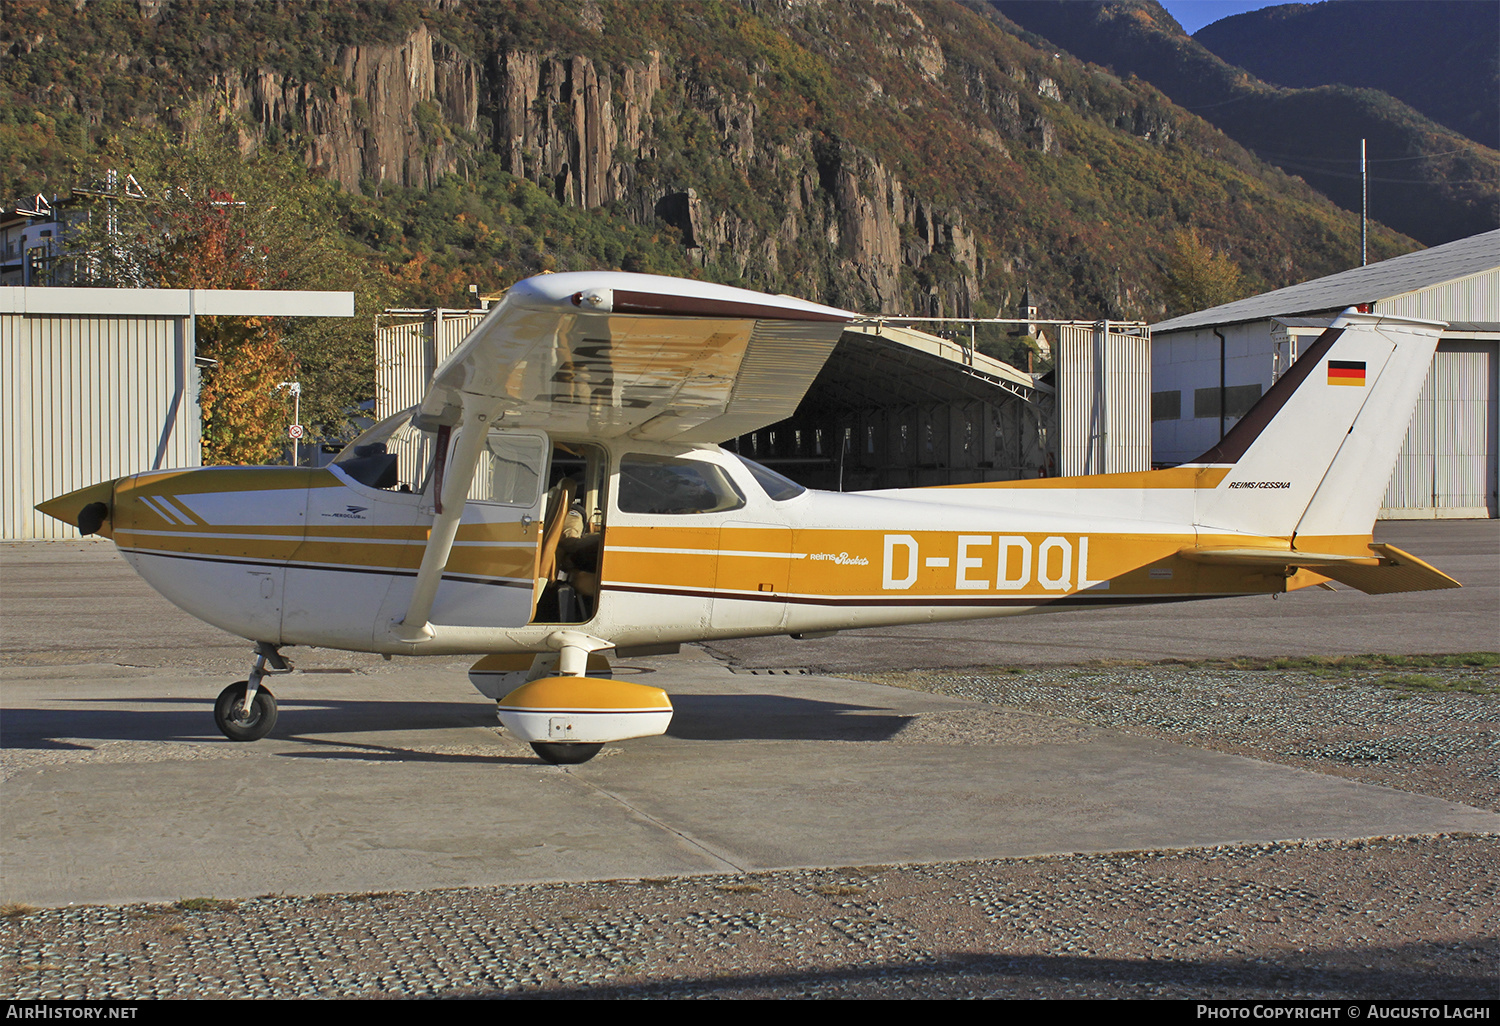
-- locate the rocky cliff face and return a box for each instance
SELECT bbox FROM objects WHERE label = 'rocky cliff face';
[210,17,991,314]
[205,23,480,193]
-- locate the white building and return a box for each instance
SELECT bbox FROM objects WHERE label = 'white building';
[1,198,61,287]
[1152,230,1499,518]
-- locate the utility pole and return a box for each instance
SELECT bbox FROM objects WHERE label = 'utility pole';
[1361,138,1368,267]
[277,381,303,466]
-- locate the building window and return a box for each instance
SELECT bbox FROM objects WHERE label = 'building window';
[1194,384,1263,420]
[1151,390,1182,422]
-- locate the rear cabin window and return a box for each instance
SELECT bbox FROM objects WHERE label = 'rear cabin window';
[617,454,745,515]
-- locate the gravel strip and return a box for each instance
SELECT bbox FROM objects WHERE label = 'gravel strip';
[861,662,1499,812]
[1,837,1494,1000]
[2,661,1495,1000]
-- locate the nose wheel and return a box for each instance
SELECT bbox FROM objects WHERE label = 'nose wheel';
[214,680,278,741]
[214,642,291,741]
[530,741,603,765]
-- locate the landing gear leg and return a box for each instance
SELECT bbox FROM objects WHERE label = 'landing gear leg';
[214,642,292,742]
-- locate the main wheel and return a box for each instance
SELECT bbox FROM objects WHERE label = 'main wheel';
[214,681,278,742]
[531,741,603,765]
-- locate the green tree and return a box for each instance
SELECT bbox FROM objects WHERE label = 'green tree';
[1163,229,1245,316]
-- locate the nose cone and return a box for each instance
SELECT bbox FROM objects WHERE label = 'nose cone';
[35,480,119,538]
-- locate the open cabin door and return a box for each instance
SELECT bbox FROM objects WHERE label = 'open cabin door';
[424,427,551,629]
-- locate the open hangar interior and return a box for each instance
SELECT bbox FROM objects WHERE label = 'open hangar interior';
[1152,230,1500,519]
[724,324,1053,491]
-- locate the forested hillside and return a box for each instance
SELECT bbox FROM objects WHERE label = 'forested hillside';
[1195,1,1498,150]
[988,0,1498,247]
[2,0,1419,324]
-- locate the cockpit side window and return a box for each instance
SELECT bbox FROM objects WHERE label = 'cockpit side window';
[617,454,746,515]
[469,430,546,506]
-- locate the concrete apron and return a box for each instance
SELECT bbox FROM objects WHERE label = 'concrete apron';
[3,647,1497,908]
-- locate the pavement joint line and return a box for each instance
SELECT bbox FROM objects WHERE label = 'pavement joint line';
[562,773,750,875]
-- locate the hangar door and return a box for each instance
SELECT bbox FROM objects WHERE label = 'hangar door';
[1381,340,1499,519]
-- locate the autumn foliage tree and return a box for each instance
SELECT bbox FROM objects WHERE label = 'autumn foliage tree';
[1163,229,1246,316]
[67,132,388,464]
[141,187,295,464]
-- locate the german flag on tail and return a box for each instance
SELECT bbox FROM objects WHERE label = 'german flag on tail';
[1327,360,1366,386]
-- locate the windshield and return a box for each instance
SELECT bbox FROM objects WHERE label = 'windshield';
[334,406,436,493]
[732,453,806,501]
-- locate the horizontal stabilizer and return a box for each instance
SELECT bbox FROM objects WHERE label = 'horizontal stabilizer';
[1320,544,1463,595]
[1180,544,1461,594]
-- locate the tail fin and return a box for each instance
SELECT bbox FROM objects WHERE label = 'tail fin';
[1188,310,1444,539]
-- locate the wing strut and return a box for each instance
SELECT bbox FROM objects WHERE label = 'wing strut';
[393,406,496,642]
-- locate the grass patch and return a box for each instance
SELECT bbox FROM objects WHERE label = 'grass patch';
[1226,653,1499,673]
[1376,673,1499,696]
[0,902,38,919]
[715,883,764,894]
[175,897,239,913]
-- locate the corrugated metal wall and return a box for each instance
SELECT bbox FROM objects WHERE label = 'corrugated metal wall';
[1057,323,1152,476]
[375,310,486,418]
[1381,340,1499,518]
[2,312,200,538]
[1376,271,1500,322]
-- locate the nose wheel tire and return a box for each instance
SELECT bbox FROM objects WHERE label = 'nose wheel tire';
[214,681,278,741]
[531,741,602,765]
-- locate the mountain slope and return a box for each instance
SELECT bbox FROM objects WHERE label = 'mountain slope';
[2,0,1420,321]
[988,0,1499,246]
[1195,1,1499,150]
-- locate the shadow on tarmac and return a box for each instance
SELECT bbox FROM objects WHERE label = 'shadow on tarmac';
[0,698,494,747]
[501,942,1496,999]
[667,693,910,741]
[0,694,912,747]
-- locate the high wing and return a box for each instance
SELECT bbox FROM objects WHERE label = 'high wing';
[395,271,854,641]
[414,271,853,443]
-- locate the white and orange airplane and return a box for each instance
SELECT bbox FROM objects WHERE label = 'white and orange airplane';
[37,271,1459,763]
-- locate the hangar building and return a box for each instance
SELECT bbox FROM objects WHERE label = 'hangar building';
[1151,230,1499,518]
[2,287,354,539]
